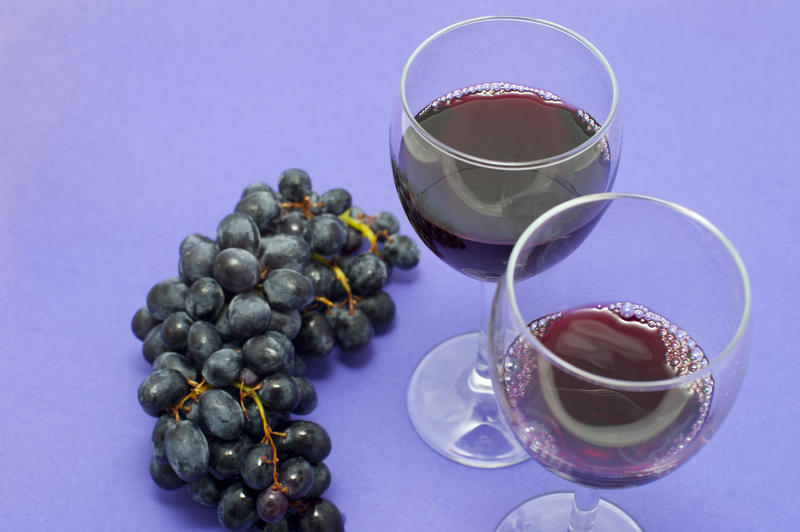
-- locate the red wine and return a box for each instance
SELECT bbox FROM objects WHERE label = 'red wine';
[501,302,714,488]
[392,83,613,280]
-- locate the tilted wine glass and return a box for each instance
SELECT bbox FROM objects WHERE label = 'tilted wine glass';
[390,16,621,467]
[489,193,750,530]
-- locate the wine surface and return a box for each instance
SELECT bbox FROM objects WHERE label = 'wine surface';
[392,83,612,280]
[501,302,714,487]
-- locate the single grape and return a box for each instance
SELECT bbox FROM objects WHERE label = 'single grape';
[356,290,395,333]
[291,376,318,415]
[217,212,261,254]
[303,262,336,300]
[381,233,420,269]
[292,355,308,377]
[241,182,274,198]
[369,211,400,240]
[228,291,272,338]
[276,421,331,463]
[340,225,364,254]
[302,214,347,256]
[164,419,210,482]
[320,188,351,215]
[345,253,387,296]
[259,234,311,272]
[153,352,197,381]
[215,306,236,341]
[266,309,302,340]
[256,486,289,523]
[296,498,344,532]
[305,462,331,499]
[274,211,306,237]
[259,517,296,532]
[235,190,281,233]
[132,306,160,341]
[202,348,244,387]
[180,233,215,256]
[262,269,315,311]
[294,311,335,359]
[137,368,189,417]
[238,367,261,387]
[209,436,253,479]
[217,482,259,531]
[199,389,245,440]
[278,168,312,202]
[142,324,169,364]
[213,248,261,293]
[152,415,178,465]
[147,278,189,321]
[185,277,226,321]
[240,443,276,490]
[242,333,293,377]
[257,373,300,413]
[332,308,374,351]
[187,473,224,508]
[150,456,185,490]
[160,311,194,351]
[277,457,314,499]
[186,321,223,367]
[179,240,219,285]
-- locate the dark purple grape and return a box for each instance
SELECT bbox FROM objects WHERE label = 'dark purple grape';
[257,373,300,413]
[209,436,252,479]
[187,473,223,507]
[274,211,306,237]
[180,233,214,256]
[151,415,178,465]
[153,352,197,381]
[291,376,318,415]
[242,333,293,377]
[150,456,185,490]
[198,389,245,440]
[186,321,223,367]
[331,308,373,351]
[303,262,336,299]
[305,462,331,498]
[381,233,420,269]
[164,420,210,482]
[160,311,194,351]
[256,486,288,523]
[228,291,272,338]
[302,214,347,256]
[185,277,226,321]
[368,211,400,241]
[267,309,302,340]
[262,269,315,311]
[340,226,364,254]
[132,306,160,341]
[320,188,351,215]
[202,348,244,387]
[278,168,312,202]
[276,421,331,463]
[147,278,189,321]
[356,290,395,333]
[179,240,219,284]
[235,190,281,233]
[217,482,258,531]
[241,443,276,490]
[296,498,344,532]
[294,311,335,359]
[213,248,261,293]
[259,234,311,271]
[345,252,387,296]
[137,368,189,417]
[241,182,274,198]
[277,457,314,498]
[217,212,260,254]
[142,324,169,364]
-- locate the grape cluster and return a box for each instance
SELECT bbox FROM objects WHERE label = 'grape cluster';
[132,169,420,531]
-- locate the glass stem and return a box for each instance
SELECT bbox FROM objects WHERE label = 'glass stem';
[568,486,599,532]
[467,280,494,394]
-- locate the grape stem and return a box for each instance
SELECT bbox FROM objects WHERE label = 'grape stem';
[280,195,324,219]
[170,378,210,421]
[339,209,379,253]
[235,381,287,491]
[311,252,356,314]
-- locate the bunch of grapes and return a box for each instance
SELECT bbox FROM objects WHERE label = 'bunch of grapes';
[132,169,420,531]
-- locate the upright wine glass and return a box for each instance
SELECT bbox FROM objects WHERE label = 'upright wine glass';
[390,16,621,467]
[489,193,750,530]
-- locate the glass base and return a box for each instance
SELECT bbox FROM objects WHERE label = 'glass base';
[495,492,643,532]
[406,331,529,468]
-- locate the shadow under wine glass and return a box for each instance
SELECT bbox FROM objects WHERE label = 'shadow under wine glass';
[489,193,751,530]
[390,16,621,468]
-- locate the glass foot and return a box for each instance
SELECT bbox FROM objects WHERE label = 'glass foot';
[406,332,529,468]
[495,492,643,532]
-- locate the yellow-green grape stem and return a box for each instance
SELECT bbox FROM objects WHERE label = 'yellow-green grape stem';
[172,379,211,420]
[311,252,355,312]
[339,209,378,253]
[235,382,285,490]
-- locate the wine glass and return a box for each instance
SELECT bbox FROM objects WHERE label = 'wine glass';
[489,193,751,530]
[390,16,621,468]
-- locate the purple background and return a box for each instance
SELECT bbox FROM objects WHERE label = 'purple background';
[1,1,797,531]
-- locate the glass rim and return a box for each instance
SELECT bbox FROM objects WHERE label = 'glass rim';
[503,192,752,391]
[399,16,619,170]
